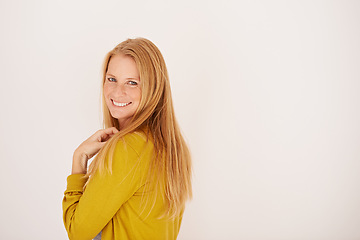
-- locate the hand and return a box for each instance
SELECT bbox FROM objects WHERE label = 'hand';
[75,127,119,159]
[72,127,119,174]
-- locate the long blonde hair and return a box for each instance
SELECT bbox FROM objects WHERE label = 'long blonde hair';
[83,37,192,219]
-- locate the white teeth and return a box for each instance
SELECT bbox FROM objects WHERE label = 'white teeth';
[112,100,131,107]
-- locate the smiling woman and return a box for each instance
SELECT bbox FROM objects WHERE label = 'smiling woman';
[62,38,192,240]
[103,54,141,129]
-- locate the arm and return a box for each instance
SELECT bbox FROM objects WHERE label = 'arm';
[62,138,144,240]
[71,151,89,175]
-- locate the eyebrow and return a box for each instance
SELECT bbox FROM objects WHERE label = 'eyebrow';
[106,73,140,80]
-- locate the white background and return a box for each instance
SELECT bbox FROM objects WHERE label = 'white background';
[0,0,360,239]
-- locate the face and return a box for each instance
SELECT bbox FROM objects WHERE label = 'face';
[103,54,141,129]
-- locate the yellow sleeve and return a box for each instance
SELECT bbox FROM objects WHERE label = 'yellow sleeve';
[62,136,146,240]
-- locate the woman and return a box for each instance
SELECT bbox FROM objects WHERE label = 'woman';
[62,37,192,240]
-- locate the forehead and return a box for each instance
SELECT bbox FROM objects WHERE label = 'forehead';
[106,54,139,78]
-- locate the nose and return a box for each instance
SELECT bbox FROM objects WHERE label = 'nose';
[113,84,127,97]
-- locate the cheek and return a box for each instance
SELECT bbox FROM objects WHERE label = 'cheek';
[103,84,110,97]
[136,91,142,102]
[130,89,141,102]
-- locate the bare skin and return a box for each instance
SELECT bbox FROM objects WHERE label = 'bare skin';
[72,127,119,174]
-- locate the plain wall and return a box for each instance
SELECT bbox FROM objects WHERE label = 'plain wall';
[0,0,360,239]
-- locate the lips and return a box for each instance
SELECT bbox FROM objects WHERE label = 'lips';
[112,99,132,107]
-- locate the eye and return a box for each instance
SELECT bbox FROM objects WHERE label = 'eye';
[128,80,138,86]
[107,77,116,82]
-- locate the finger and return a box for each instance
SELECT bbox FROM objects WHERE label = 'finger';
[98,128,118,142]
[105,127,119,134]
[103,127,119,137]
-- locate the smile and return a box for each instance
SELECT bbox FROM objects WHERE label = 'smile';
[112,100,132,107]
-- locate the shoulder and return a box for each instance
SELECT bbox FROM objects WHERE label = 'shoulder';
[114,128,154,157]
[107,129,154,176]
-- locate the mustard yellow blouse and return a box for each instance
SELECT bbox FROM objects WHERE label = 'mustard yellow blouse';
[62,130,184,240]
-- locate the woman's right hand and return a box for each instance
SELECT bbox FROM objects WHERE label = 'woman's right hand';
[74,127,119,160]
